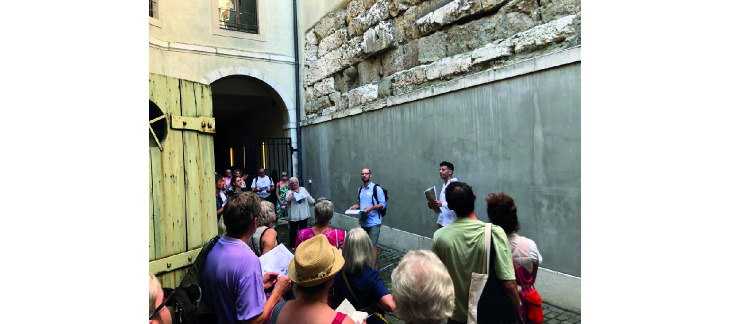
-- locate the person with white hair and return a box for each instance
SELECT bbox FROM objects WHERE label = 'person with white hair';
[332,228,395,323]
[149,272,172,324]
[391,250,455,324]
[247,200,279,256]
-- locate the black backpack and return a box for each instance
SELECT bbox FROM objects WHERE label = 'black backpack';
[358,183,389,217]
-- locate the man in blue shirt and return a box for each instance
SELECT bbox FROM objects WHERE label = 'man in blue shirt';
[349,168,386,268]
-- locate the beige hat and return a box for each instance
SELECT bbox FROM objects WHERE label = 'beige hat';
[288,235,345,287]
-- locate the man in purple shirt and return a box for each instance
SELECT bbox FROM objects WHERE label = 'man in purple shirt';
[201,192,291,324]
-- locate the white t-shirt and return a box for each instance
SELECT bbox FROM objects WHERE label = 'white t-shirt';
[253,176,273,198]
[437,177,458,226]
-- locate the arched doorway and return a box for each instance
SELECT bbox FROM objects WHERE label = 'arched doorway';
[210,75,294,186]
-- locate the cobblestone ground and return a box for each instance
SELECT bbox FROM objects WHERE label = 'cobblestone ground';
[275,220,580,324]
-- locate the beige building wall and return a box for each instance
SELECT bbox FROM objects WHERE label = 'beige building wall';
[149,0,301,173]
[149,0,296,100]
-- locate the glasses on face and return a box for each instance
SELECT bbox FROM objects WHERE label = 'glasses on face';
[361,173,371,175]
[149,288,175,320]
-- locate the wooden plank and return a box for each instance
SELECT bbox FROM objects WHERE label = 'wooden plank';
[197,82,217,241]
[170,115,216,133]
[151,74,187,259]
[149,155,156,261]
[150,74,167,262]
[149,247,202,275]
[180,80,203,250]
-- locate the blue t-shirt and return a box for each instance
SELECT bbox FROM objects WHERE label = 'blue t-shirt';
[201,235,266,324]
[332,267,390,309]
[358,183,386,227]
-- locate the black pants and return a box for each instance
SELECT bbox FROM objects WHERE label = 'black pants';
[289,219,308,249]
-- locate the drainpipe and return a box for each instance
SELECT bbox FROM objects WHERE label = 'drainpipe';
[293,0,303,179]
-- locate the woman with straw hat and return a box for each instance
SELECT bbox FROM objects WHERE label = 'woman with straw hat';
[270,235,356,324]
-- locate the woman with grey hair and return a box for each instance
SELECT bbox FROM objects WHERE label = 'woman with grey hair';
[331,228,395,323]
[391,250,455,324]
[295,197,346,249]
[246,200,279,256]
[285,177,315,251]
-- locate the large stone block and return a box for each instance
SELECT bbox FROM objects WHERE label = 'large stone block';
[494,0,540,39]
[304,59,328,85]
[348,84,379,106]
[415,0,482,36]
[333,91,349,110]
[425,53,472,80]
[306,36,364,85]
[346,0,366,24]
[402,40,420,70]
[348,0,391,37]
[381,46,405,77]
[305,30,318,46]
[318,28,349,57]
[333,66,360,94]
[445,14,499,56]
[357,57,383,86]
[471,41,512,64]
[313,77,336,98]
[304,41,318,61]
[388,0,423,17]
[393,7,420,44]
[511,14,577,53]
[362,21,398,56]
[313,10,347,41]
[391,65,427,90]
[305,86,315,102]
[539,0,581,23]
[418,31,447,64]
[378,76,393,97]
[481,0,510,13]
[305,95,332,114]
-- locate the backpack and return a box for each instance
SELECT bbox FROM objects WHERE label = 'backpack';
[358,183,389,217]
[171,236,220,324]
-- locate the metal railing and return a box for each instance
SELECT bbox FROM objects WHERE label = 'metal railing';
[218,7,258,34]
[243,138,292,181]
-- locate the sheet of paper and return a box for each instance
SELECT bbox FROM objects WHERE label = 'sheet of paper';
[292,190,307,202]
[424,186,441,213]
[345,209,363,215]
[259,243,294,276]
[335,299,368,324]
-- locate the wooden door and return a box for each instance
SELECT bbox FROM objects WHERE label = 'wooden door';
[149,73,217,288]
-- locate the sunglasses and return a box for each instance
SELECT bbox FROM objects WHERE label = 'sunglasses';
[149,288,175,320]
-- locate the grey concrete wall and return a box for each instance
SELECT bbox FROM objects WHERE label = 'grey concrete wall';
[301,62,580,276]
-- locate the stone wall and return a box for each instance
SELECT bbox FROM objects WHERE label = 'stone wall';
[302,0,581,121]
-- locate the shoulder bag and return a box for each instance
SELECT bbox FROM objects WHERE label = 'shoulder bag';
[514,260,543,324]
[467,223,492,324]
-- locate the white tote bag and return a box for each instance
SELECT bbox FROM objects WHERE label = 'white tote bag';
[467,223,492,324]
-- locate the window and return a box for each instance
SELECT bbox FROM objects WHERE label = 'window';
[218,0,258,34]
[149,0,158,19]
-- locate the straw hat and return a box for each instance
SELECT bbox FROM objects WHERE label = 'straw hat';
[288,235,345,287]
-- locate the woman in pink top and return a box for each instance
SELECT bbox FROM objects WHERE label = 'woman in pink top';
[487,192,543,322]
[295,197,346,249]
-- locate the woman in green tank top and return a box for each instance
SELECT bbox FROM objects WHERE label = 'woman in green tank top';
[276,172,290,221]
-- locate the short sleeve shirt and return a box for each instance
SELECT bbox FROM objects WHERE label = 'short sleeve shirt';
[432,218,515,323]
[253,176,273,199]
[437,177,458,226]
[201,235,266,324]
[358,183,386,227]
[332,268,391,309]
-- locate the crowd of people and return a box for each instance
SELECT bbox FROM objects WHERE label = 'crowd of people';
[151,162,543,324]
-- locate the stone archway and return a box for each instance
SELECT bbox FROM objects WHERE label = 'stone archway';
[200,66,299,177]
